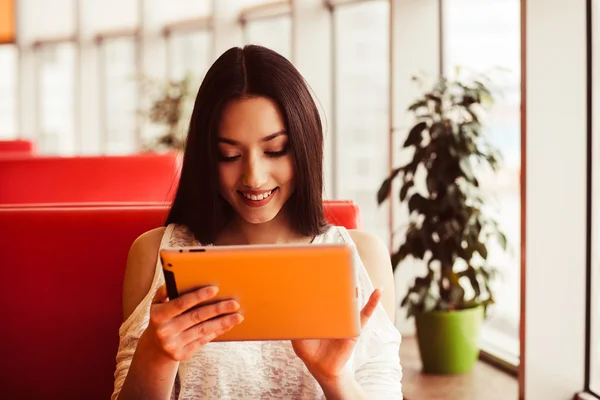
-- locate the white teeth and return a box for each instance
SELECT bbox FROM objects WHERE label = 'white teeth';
[242,190,273,201]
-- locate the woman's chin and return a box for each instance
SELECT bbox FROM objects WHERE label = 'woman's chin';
[238,208,282,225]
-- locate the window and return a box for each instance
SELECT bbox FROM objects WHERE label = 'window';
[443,0,521,365]
[167,30,211,83]
[20,0,75,42]
[590,0,600,394]
[80,0,138,33]
[332,0,390,244]
[0,44,17,138]
[99,36,138,154]
[243,16,292,60]
[36,42,76,155]
[145,0,211,26]
[165,29,211,142]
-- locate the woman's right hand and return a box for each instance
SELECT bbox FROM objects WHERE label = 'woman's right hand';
[141,284,244,362]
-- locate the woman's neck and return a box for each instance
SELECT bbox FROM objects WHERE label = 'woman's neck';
[215,212,313,246]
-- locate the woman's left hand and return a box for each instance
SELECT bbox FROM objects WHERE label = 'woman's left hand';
[291,288,383,384]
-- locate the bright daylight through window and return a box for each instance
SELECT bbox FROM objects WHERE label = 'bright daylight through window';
[444,0,521,365]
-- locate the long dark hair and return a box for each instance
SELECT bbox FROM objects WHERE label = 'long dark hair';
[165,45,328,244]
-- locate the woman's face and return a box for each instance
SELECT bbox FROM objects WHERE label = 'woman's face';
[217,96,295,225]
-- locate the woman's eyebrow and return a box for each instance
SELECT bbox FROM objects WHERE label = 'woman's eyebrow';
[217,130,287,145]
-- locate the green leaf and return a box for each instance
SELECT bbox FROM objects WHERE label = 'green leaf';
[376,167,403,205]
[408,100,427,112]
[390,250,404,270]
[426,171,437,196]
[465,266,481,297]
[476,242,488,260]
[403,121,427,148]
[497,231,508,250]
[408,193,428,214]
[399,180,414,202]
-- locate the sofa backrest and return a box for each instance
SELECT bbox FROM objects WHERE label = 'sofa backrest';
[0,154,180,204]
[0,200,360,399]
[0,139,34,154]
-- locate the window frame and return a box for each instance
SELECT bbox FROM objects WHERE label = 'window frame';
[584,0,599,398]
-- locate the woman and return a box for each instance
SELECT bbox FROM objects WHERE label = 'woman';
[113,45,402,400]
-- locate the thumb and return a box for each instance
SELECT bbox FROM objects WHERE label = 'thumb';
[360,287,383,328]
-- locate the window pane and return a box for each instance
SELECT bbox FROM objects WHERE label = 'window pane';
[165,30,211,142]
[0,45,17,137]
[101,37,138,154]
[80,0,138,35]
[240,0,283,7]
[333,1,390,243]
[37,43,76,155]
[591,0,600,394]
[244,16,292,61]
[444,0,521,364]
[20,0,75,42]
[145,0,211,28]
[168,30,211,82]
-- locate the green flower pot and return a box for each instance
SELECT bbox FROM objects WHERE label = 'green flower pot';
[414,305,484,374]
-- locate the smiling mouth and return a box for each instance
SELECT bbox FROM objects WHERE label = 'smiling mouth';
[237,188,278,201]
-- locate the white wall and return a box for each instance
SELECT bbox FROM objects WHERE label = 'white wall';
[523,0,588,398]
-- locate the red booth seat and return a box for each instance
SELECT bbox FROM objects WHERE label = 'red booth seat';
[0,153,180,204]
[0,139,34,154]
[0,200,360,400]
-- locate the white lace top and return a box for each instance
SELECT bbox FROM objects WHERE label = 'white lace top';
[112,224,403,399]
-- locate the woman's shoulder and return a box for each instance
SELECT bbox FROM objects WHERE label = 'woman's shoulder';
[121,227,167,321]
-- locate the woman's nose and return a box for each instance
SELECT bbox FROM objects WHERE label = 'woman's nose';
[242,158,267,189]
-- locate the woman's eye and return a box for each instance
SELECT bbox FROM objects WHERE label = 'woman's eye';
[218,154,241,162]
[265,149,288,158]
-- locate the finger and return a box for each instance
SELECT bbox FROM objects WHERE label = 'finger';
[152,285,169,304]
[178,312,244,346]
[179,317,241,357]
[360,288,383,328]
[156,285,219,321]
[171,299,241,333]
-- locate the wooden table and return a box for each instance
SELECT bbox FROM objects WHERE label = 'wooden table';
[400,336,518,400]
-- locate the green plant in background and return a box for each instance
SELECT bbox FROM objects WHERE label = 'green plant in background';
[140,74,195,152]
[377,73,508,319]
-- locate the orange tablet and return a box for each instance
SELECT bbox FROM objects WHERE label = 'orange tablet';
[159,243,360,341]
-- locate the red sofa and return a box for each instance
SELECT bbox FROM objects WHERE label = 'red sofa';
[0,153,180,205]
[0,201,360,400]
[0,139,34,155]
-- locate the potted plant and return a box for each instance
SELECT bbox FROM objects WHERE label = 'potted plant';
[377,73,508,374]
[139,74,195,153]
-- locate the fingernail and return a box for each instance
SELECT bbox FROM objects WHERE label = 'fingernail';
[207,286,218,295]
